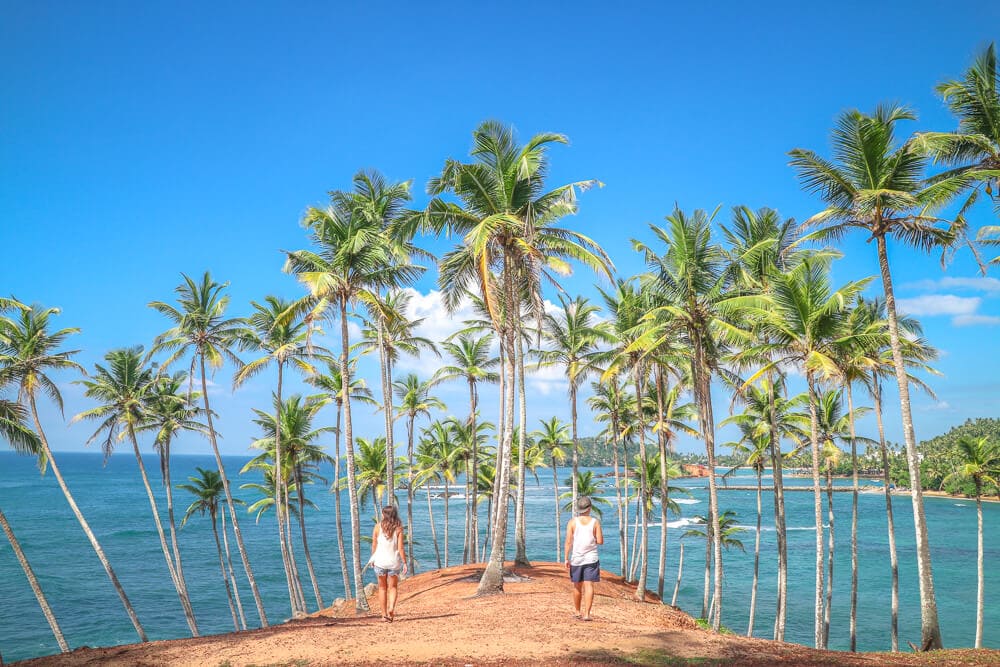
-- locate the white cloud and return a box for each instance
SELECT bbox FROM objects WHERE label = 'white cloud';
[896,294,980,316]
[921,401,955,413]
[904,276,1000,294]
[952,314,1000,327]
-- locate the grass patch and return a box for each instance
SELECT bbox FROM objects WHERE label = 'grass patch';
[615,649,726,666]
[694,618,733,635]
[220,661,310,667]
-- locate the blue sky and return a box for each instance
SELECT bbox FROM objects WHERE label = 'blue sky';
[2,2,1000,457]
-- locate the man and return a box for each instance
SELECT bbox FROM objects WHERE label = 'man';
[564,495,604,621]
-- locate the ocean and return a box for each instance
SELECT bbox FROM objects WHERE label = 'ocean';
[1,451,997,662]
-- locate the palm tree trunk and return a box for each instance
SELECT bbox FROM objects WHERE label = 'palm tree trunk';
[470,380,479,562]
[571,384,579,517]
[333,403,352,599]
[875,234,941,650]
[975,480,983,649]
[806,375,825,649]
[655,367,669,601]
[210,509,240,632]
[629,495,641,581]
[622,434,630,578]
[285,489,307,615]
[444,476,450,567]
[552,454,561,562]
[694,340,723,631]
[426,484,442,568]
[274,362,299,615]
[339,299,370,612]
[127,427,198,635]
[162,436,195,637]
[612,418,625,575]
[823,466,835,647]
[28,396,148,641]
[701,524,711,619]
[220,504,248,630]
[633,362,649,601]
[0,507,69,652]
[380,331,397,508]
[514,330,530,566]
[477,313,516,595]
[295,464,324,609]
[671,541,684,607]
[407,415,416,572]
[846,382,859,651]
[748,465,762,637]
[769,381,788,642]
[198,355,269,626]
[874,380,899,651]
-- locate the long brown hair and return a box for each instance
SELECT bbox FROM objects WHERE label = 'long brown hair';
[380,505,401,539]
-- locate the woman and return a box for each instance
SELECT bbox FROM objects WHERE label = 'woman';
[564,495,603,621]
[370,505,407,621]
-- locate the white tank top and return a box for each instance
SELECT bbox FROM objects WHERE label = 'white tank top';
[372,526,402,569]
[570,517,599,566]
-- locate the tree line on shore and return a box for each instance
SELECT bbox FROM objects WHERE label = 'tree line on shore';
[3,42,1000,658]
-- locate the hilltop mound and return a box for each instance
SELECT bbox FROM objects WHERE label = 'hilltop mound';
[16,562,1000,666]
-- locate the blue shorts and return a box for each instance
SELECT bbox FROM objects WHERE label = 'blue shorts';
[373,566,401,578]
[569,561,600,583]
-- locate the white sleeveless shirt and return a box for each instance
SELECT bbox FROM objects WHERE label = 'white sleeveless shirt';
[570,516,599,566]
[372,526,402,570]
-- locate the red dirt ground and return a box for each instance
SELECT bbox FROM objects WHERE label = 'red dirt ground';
[15,562,1000,666]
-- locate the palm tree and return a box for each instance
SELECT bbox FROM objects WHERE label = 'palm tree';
[233,295,322,615]
[433,333,498,563]
[649,379,697,600]
[0,393,69,653]
[247,393,334,611]
[354,436,393,512]
[305,358,375,599]
[149,272,268,626]
[414,437,444,568]
[940,435,1000,648]
[537,295,611,518]
[419,420,465,566]
[589,375,635,576]
[790,105,966,649]
[393,373,446,571]
[632,208,744,626]
[179,467,244,631]
[284,171,424,611]
[73,346,199,635]
[0,304,148,641]
[854,297,938,651]
[417,121,612,594]
[137,370,207,634]
[532,417,570,562]
[559,470,610,517]
[725,428,770,637]
[600,278,655,598]
[813,387,872,647]
[722,376,808,640]
[741,259,868,648]
[914,43,1000,258]
[722,205,809,641]
[682,510,746,622]
[358,289,438,508]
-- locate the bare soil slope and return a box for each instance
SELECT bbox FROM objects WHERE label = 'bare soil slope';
[16,562,1000,666]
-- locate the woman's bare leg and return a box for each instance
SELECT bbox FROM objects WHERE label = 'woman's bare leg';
[377,575,388,619]
[387,575,399,619]
[582,581,595,620]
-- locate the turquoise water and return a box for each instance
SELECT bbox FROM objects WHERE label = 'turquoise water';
[1,451,997,662]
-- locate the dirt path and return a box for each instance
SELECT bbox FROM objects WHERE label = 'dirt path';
[16,563,1000,666]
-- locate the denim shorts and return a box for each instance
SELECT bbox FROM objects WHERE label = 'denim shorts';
[373,566,401,577]
[569,560,600,583]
